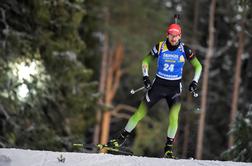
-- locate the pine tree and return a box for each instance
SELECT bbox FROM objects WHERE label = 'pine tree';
[223,111,252,162]
[0,0,99,150]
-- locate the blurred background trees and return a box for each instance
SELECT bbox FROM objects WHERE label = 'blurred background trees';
[0,0,251,162]
[0,0,99,150]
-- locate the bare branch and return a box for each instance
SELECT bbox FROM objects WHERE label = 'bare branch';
[111,104,136,114]
[111,112,131,119]
[111,104,136,119]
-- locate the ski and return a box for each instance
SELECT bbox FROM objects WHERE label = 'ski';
[73,143,133,156]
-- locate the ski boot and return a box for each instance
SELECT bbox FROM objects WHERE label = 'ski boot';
[164,137,176,159]
[107,129,131,148]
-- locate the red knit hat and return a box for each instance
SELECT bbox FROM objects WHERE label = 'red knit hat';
[167,24,181,35]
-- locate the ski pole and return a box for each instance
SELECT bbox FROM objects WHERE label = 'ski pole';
[130,86,145,95]
[190,91,200,113]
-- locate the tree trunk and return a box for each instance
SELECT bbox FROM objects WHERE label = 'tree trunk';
[100,43,124,145]
[196,0,216,160]
[228,20,245,147]
[93,32,109,145]
[93,7,110,145]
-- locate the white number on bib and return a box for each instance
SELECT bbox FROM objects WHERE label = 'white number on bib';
[163,64,174,72]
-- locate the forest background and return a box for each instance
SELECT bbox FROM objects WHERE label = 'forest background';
[0,0,251,162]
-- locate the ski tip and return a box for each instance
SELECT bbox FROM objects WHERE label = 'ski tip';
[73,143,84,147]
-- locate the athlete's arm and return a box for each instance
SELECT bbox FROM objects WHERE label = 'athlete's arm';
[142,53,155,76]
[142,43,159,76]
[184,45,202,82]
[189,57,202,83]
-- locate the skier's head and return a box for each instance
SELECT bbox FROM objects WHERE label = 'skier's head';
[166,23,181,46]
[167,23,181,36]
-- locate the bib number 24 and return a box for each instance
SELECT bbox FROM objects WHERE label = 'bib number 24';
[163,63,174,72]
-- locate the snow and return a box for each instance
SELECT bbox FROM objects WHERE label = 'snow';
[0,148,251,166]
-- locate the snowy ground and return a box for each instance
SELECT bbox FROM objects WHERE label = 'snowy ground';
[0,148,251,166]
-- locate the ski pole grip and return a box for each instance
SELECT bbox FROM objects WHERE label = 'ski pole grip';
[191,91,198,98]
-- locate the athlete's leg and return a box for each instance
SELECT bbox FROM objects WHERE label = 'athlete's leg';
[163,102,181,158]
[108,77,165,147]
[107,79,162,147]
[166,83,182,138]
[125,100,148,132]
[125,79,163,132]
[164,84,181,158]
[108,100,153,147]
[167,102,181,138]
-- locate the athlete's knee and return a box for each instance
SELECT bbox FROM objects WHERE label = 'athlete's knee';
[171,102,181,112]
[143,95,154,108]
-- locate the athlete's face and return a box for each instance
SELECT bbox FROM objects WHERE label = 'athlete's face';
[167,34,181,46]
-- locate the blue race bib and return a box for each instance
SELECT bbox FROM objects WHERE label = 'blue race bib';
[156,41,186,80]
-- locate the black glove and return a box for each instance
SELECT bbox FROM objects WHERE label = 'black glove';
[143,76,152,89]
[189,81,198,92]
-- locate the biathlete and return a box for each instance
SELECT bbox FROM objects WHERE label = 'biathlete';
[107,22,202,158]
